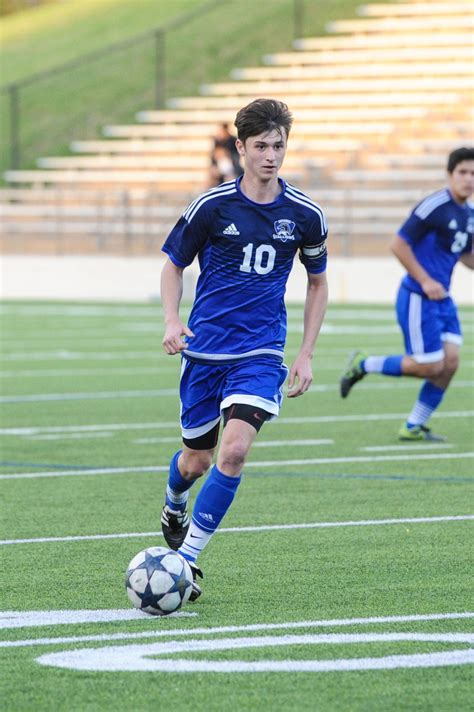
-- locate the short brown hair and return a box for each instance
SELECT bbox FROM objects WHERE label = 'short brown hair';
[447,147,474,173]
[234,98,293,144]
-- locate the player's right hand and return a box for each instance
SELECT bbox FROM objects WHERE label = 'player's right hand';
[421,277,448,301]
[162,323,195,355]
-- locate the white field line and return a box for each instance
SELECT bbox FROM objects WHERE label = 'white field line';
[2,611,473,648]
[2,345,472,362]
[0,362,363,378]
[1,381,473,403]
[1,452,473,481]
[1,515,472,546]
[0,351,159,362]
[1,324,401,340]
[0,367,179,379]
[360,444,453,452]
[1,410,472,436]
[132,437,334,447]
[2,303,471,321]
[27,432,114,441]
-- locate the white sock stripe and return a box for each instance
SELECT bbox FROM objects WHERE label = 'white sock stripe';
[166,485,188,506]
[363,356,385,373]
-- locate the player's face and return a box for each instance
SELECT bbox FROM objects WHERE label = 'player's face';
[237,129,287,182]
[448,160,474,203]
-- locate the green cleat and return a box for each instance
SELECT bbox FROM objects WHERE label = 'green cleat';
[340,350,367,398]
[398,424,447,442]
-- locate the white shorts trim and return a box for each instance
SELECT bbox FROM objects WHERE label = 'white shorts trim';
[408,292,424,355]
[181,415,221,441]
[183,348,284,361]
[220,394,280,419]
[411,349,444,364]
[441,332,463,346]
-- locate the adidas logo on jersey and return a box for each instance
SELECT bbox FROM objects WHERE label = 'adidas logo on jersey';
[223,223,240,236]
[448,219,458,229]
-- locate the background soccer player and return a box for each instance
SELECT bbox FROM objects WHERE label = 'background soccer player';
[340,146,474,441]
[159,98,328,599]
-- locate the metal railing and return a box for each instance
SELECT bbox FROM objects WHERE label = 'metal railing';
[0,0,307,172]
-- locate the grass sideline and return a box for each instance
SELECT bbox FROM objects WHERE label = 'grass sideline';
[0,0,396,174]
[0,300,473,711]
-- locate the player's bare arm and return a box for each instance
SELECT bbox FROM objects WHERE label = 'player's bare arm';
[288,271,328,398]
[160,259,195,355]
[390,235,446,300]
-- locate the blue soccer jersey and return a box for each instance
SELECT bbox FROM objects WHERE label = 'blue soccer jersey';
[398,188,474,295]
[162,177,328,361]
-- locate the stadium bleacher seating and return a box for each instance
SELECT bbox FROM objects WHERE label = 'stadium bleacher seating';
[1,0,472,256]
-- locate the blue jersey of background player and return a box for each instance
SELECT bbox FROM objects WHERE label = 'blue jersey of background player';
[159,99,329,599]
[340,146,474,441]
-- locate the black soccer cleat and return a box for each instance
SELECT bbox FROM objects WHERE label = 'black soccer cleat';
[340,350,367,398]
[187,560,203,602]
[161,506,190,550]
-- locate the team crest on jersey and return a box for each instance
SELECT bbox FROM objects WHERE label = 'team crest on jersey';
[273,219,296,242]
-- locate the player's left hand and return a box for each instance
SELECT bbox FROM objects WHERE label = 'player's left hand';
[287,355,313,397]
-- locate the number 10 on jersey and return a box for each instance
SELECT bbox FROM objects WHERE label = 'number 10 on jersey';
[240,243,276,275]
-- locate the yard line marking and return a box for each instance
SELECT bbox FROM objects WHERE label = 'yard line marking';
[0,367,178,379]
[1,411,472,436]
[0,351,159,362]
[1,381,473,404]
[0,388,177,403]
[2,611,472,648]
[0,609,196,630]
[360,444,453,452]
[1,515,472,546]
[27,433,114,441]
[1,452,472,480]
[132,438,335,447]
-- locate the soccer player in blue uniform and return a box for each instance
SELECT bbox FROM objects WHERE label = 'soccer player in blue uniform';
[159,99,328,599]
[340,146,474,441]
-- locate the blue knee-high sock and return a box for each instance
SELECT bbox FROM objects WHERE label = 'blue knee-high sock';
[407,381,445,428]
[165,450,194,512]
[362,355,403,376]
[178,465,241,562]
[192,465,241,533]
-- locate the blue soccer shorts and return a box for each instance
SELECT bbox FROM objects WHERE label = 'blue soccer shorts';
[179,355,289,440]
[396,285,463,363]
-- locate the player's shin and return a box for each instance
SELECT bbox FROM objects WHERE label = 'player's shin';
[165,450,194,512]
[178,465,241,562]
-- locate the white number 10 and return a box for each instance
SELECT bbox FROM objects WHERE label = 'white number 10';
[239,243,276,275]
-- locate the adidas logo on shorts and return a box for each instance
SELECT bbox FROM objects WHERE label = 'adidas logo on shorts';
[223,223,240,236]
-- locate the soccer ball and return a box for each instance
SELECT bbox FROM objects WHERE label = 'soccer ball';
[125,546,194,616]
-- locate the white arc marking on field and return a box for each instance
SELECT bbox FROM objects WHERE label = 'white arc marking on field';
[36,632,474,672]
[1,515,472,546]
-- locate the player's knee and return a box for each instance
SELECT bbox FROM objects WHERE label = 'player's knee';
[180,451,212,479]
[219,440,248,472]
[443,352,459,376]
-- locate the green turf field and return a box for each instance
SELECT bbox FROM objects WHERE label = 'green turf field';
[0,300,473,711]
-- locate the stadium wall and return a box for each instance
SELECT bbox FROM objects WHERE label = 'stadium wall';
[1,255,473,304]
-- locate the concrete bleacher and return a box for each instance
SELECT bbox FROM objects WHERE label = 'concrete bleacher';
[1,0,473,257]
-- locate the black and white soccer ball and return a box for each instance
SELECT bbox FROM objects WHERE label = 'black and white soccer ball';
[125,546,194,616]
